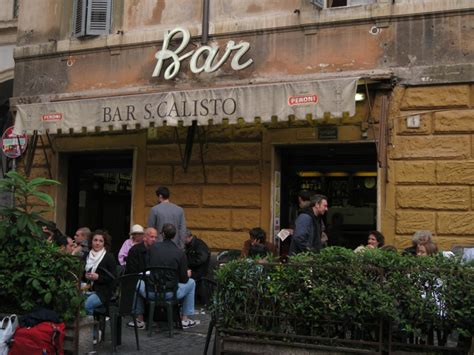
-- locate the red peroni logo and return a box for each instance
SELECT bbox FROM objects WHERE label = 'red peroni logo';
[288,95,318,106]
[42,113,63,121]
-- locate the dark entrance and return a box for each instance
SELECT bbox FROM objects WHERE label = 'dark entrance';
[279,143,378,254]
[66,150,133,256]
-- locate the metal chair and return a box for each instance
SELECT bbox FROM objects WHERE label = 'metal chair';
[93,265,122,343]
[110,273,141,352]
[144,266,182,338]
[202,278,217,355]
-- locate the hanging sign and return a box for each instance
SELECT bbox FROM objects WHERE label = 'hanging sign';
[1,126,28,158]
[152,27,253,80]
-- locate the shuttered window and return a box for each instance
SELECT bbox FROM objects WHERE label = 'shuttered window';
[73,0,112,37]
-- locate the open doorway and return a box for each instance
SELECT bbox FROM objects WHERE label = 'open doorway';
[66,150,133,256]
[278,143,378,254]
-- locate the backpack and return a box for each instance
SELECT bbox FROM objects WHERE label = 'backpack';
[9,322,65,355]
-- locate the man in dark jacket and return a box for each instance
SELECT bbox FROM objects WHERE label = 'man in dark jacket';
[185,230,211,305]
[130,223,197,329]
[184,230,210,280]
[125,227,158,275]
[289,194,328,256]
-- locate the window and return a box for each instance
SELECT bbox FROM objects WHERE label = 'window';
[328,0,348,7]
[73,0,112,37]
[311,0,375,9]
[13,0,20,18]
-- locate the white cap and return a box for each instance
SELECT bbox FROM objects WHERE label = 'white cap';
[130,224,144,234]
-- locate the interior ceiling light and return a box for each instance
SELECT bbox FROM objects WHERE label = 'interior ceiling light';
[353,171,377,177]
[297,171,322,177]
[355,93,366,101]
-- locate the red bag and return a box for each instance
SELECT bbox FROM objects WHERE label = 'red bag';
[9,322,65,355]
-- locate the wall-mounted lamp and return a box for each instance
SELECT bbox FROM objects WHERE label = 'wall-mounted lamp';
[355,93,366,101]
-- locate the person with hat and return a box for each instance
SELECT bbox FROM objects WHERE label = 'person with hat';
[118,224,145,266]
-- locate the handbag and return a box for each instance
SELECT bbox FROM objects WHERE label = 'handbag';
[0,314,18,355]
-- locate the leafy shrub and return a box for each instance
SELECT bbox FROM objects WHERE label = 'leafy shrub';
[0,171,83,322]
[213,247,474,347]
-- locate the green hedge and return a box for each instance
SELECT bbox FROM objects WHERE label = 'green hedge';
[214,247,474,342]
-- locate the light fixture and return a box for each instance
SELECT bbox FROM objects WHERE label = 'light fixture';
[355,93,366,102]
[297,171,322,177]
[325,172,349,177]
[353,171,377,177]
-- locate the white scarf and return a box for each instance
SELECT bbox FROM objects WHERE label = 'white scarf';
[85,248,106,273]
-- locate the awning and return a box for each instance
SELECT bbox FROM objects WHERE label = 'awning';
[13,77,358,135]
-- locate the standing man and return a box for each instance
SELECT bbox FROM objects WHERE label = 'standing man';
[125,227,158,275]
[147,186,187,249]
[73,227,91,257]
[289,194,328,256]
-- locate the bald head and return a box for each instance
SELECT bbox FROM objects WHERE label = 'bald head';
[143,227,158,248]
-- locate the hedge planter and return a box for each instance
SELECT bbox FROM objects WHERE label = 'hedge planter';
[213,248,474,354]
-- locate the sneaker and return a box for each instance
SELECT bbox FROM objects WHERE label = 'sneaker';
[127,319,146,330]
[181,319,198,329]
[92,330,102,345]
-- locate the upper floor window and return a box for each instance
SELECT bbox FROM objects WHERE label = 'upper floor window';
[311,0,375,8]
[73,0,112,37]
[13,0,20,18]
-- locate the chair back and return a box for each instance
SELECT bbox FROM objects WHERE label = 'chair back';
[145,266,179,303]
[116,273,141,315]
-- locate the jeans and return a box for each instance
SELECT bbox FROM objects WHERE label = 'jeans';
[85,292,103,315]
[134,278,196,317]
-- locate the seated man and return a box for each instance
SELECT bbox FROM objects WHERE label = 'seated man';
[118,224,145,266]
[184,229,210,281]
[185,230,210,305]
[130,223,197,329]
[125,227,158,275]
[241,227,276,257]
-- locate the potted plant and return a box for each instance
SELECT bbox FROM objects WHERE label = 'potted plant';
[0,171,89,353]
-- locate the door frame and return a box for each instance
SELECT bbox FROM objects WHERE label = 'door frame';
[54,131,146,234]
[270,140,381,243]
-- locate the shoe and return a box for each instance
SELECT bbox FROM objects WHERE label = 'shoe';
[127,319,146,330]
[92,330,102,345]
[181,319,198,329]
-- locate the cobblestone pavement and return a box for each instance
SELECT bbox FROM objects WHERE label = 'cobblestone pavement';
[95,310,213,355]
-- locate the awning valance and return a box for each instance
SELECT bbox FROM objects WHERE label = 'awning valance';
[14,77,358,135]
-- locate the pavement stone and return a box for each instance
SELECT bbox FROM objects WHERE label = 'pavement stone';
[95,310,213,355]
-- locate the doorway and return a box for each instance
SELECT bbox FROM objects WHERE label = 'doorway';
[278,143,378,254]
[66,150,133,256]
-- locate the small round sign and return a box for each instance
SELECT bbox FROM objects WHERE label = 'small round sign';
[1,126,28,159]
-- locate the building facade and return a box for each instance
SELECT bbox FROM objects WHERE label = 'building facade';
[0,0,17,176]
[10,0,474,253]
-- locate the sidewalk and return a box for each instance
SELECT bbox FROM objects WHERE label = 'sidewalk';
[95,310,213,355]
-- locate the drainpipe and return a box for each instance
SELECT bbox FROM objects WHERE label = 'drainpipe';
[202,0,210,44]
